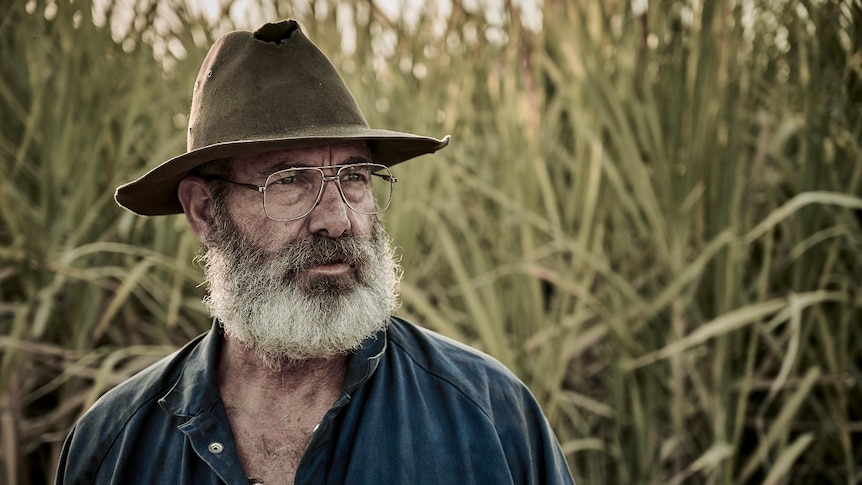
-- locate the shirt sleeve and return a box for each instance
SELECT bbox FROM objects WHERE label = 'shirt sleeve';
[493,379,576,485]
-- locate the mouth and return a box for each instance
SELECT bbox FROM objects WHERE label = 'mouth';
[303,255,354,276]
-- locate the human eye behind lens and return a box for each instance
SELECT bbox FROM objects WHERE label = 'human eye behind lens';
[272,169,318,187]
[271,171,298,186]
[340,167,371,185]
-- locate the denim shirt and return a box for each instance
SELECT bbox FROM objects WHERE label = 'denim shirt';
[55,317,574,484]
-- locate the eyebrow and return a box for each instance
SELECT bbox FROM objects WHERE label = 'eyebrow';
[256,156,373,177]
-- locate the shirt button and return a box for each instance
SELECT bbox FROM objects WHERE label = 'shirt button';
[208,442,224,454]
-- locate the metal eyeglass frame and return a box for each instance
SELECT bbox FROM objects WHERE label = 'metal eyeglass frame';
[201,162,398,221]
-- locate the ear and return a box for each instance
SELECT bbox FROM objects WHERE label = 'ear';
[178,176,215,244]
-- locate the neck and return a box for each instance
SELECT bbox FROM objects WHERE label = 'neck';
[218,334,348,393]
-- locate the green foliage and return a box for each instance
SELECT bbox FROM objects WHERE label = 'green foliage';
[1,0,860,483]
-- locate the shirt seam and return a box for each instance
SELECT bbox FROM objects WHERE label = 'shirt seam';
[386,334,497,425]
[88,380,177,480]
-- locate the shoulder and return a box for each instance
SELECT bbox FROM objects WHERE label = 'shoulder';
[381,318,575,484]
[386,316,515,379]
[56,332,210,481]
[76,332,207,428]
[385,317,533,414]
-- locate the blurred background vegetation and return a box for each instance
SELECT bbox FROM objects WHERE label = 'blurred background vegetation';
[1,0,861,483]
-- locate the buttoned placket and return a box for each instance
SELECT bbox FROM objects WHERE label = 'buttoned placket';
[178,409,250,484]
[156,325,249,483]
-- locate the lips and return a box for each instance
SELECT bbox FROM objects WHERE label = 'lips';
[306,253,351,268]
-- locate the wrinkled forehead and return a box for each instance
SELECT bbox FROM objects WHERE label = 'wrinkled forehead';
[228,141,372,179]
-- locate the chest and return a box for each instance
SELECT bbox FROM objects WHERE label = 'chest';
[227,407,324,485]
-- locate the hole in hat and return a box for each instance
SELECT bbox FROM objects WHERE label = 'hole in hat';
[253,20,300,46]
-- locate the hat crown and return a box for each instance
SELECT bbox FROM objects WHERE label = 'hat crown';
[188,20,369,151]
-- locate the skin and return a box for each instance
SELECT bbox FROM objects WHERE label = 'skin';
[177,141,376,483]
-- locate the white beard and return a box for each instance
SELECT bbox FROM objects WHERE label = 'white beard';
[200,216,400,367]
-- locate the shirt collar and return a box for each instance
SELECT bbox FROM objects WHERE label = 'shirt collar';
[159,319,389,417]
[343,325,387,396]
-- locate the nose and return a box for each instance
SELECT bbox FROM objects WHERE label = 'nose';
[305,178,351,238]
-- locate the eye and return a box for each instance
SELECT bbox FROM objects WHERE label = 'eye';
[340,166,371,184]
[272,173,297,185]
[270,169,315,186]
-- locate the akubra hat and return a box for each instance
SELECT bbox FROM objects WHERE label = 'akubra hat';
[115,19,450,216]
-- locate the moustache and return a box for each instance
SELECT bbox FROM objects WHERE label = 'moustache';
[268,234,373,276]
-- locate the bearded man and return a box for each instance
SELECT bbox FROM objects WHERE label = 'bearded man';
[55,19,574,485]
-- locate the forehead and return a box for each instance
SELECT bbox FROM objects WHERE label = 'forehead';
[228,141,371,178]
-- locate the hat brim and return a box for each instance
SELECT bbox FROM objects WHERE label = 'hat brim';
[114,130,450,216]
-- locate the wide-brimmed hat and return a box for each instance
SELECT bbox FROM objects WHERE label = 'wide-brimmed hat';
[115,19,449,216]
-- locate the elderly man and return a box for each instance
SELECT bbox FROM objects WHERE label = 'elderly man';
[56,20,574,485]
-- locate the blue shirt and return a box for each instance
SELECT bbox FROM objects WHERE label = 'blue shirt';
[55,317,574,484]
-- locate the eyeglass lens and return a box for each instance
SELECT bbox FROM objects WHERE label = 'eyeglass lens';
[262,164,393,220]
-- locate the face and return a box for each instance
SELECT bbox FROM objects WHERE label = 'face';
[196,142,401,366]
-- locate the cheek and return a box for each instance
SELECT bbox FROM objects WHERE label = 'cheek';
[349,213,376,238]
[255,222,306,250]
[228,203,304,250]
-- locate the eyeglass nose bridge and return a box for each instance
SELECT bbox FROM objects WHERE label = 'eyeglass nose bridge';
[311,173,351,208]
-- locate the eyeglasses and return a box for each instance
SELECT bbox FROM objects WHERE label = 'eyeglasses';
[203,162,397,221]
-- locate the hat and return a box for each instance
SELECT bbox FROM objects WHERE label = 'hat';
[114,19,450,216]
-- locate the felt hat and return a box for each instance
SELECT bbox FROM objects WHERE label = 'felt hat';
[115,19,450,216]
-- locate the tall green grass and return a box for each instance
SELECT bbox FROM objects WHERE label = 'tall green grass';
[1,0,860,483]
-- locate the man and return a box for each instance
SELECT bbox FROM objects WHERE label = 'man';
[56,19,574,484]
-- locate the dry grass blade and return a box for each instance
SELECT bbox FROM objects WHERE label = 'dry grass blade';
[761,433,816,485]
[622,291,845,370]
[738,367,822,482]
[744,191,862,243]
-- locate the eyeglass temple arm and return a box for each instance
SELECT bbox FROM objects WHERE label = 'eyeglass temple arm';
[200,175,264,192]
[372,172,397,183]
